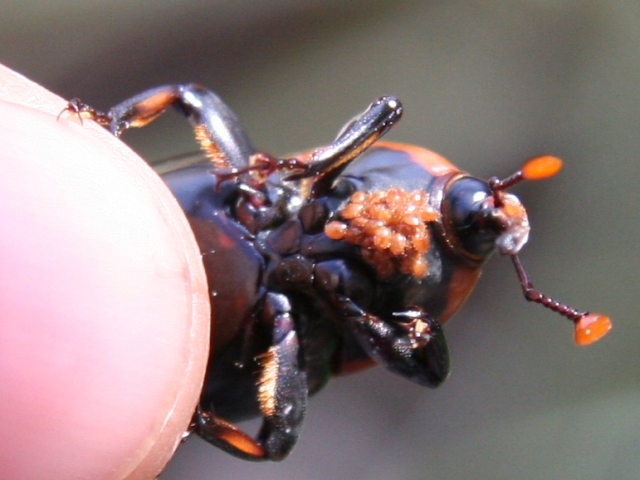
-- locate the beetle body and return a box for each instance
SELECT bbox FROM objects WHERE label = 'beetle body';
[162,143,484,420]
[62,84,611,461]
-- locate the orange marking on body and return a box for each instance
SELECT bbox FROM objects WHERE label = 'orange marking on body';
[438,266,483,324]
[376,141,459,176]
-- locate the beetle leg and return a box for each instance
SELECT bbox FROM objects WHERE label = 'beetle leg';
[285,97,403,197]
[62,84,255,170]
[343,302,450,388]
[196,292,307,461]
[255,293,307,458]
[315,259,449,387]
[206,96,404,188]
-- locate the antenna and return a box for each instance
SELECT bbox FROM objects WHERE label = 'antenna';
[490,156,612,346]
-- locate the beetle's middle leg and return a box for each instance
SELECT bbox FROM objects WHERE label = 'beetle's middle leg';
[195,292,307,461]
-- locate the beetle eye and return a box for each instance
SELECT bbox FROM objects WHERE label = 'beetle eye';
[442,177,498,259]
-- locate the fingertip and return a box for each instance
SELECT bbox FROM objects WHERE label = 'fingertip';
[0,66,210,479]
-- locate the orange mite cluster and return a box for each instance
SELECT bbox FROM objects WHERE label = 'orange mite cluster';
[325,188,440,278]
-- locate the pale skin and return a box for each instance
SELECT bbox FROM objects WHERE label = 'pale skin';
[0,64,211,479]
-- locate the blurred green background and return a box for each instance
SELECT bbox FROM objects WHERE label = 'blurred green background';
[1,1,638,479]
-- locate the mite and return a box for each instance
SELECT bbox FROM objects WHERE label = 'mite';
[62,85,611,461]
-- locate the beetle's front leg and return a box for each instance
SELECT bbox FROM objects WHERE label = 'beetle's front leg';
[196,292,307,461]
[347,306,450,387]
[315,259,449,387]
[62,84,254,170]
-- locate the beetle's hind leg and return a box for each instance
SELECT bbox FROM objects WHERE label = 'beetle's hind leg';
[61,84,255,170]
[284,96,403,198]
[196,292,307,461]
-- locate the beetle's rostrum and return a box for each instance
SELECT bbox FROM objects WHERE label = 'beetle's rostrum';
[61,84,612,461]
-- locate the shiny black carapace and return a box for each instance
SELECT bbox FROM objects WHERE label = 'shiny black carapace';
[62,85,611,461]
